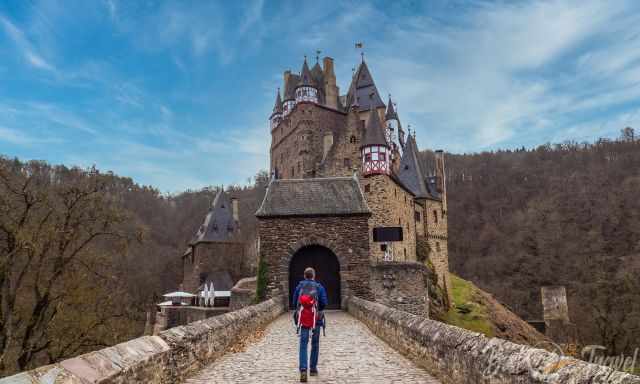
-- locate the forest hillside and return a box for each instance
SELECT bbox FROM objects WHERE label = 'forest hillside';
[2,131,639,376]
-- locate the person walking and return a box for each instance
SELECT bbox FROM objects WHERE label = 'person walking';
[293,267,328,382]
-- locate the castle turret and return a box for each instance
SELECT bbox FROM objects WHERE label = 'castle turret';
[295,57,318,104]
[282,70,298,117]
[384,95,400,145]
[323,57,339,109]
[435,150,447,213]
[270,88,283,131]
[361,108,390,176]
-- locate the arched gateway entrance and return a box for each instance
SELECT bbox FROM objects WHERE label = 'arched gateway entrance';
[289,245,341,309]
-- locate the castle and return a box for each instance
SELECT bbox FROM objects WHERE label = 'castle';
[171,54,451,323]
[256,55,452,312]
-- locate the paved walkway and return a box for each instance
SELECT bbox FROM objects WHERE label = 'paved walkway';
[186,311,441,384]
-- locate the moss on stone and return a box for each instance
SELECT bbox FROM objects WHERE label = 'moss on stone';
[442,274,495,337]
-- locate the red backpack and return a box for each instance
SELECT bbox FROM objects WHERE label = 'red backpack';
[296,281,319,330]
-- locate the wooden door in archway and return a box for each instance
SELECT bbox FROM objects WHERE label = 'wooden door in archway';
[289,245,341,309]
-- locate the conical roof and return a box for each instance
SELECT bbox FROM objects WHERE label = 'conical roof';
[345,60,385,111]
[283,73,300,101]
[297,58,315,88]
[272,89,282,116]
[361,108,388,148]
[397,134,430,198]
[190,190,237,244]
[311,62,323,86]
[385,96,399,121]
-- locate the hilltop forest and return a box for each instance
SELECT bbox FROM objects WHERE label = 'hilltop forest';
[1,131,639,376]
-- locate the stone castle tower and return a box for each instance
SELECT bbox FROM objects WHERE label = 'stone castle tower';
[259,55,452,311]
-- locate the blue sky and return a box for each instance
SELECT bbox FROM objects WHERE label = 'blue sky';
[1,0,640,192]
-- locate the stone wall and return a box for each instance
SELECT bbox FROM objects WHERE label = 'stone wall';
[271,102,348,179]
[182,241,245,293]
[362,174,417,263]
[421,198,451,305]
[347,296,640,384]
[370,262,429,317]
[1,298,285,384]
[154,306,229,334]
[230,276,257,311]
[257,215,372,303]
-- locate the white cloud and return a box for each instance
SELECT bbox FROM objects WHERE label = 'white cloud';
[351,0,640,151]
[0,15,56,72]
[0,125,62,145]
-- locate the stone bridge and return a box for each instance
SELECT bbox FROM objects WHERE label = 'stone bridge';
[2,297,639,384]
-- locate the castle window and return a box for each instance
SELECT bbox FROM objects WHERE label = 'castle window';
[365,153,372,162]
[350,135,357,144]
[380,244,387,252]
[291,167,295,177]
[344,158,351,168]
[415,211,421,222]
[364,184,370,192]
[394,189,397,197]
[379,152,386,161]
[436,242,441,252]
[433,210,438,224]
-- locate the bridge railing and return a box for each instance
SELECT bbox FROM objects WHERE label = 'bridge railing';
[0,297,285,383]
[347,296,640,384]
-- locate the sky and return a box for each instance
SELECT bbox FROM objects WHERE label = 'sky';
[1,0,640,192]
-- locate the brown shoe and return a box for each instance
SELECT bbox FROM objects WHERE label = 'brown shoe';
[300,371,307,382]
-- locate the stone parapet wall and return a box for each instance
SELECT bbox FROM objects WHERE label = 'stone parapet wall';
[370,262,429,317]
[347,296,640,384]
[230,276,257,310]
[1,298,285,384]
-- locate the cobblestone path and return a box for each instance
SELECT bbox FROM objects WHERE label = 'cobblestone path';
[186,311,441,384]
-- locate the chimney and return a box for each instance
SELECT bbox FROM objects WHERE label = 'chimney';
[435,150,447,212]
[322,57,339,109]
[284,70,291,91]
[231,197,239,222]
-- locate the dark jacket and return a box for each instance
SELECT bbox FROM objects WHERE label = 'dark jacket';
[293,279,328,326]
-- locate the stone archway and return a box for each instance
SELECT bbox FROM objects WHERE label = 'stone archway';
[288,245,341,309]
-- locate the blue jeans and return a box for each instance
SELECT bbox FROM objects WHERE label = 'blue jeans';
[299,325,320,372]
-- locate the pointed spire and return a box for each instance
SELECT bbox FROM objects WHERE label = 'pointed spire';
[190,190,237,245]
[385,95,399,121]
[398,134,430,198]
[361,108,388,148]
[298,56,315,88]
[345,61,385,111]
[272,88,282,115]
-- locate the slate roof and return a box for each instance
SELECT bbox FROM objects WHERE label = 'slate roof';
[284,73,300,101]
[361,108,388,148]
[256,176,371,217]
[385,95,399,121]
[271,88,282,116]
[190,191,237,244]
[425,176,442,200]
[397,134,431,199]
[345,61,385,112]
[311,61,324,88]
[298,58,315,88]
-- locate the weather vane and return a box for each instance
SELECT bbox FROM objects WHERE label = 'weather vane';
[355,42,364,61]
